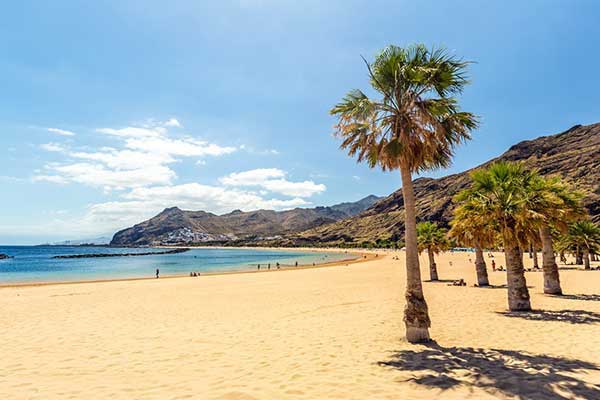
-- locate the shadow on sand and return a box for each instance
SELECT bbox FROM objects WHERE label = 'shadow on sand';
[551,294,600,302]
[497,309,600,324]
[379,342,600,399]
[474,284,534,289]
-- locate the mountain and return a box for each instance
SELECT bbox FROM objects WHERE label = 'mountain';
[329,195,381,216]
[294,123,600,245]
[110,195,382,246]
[48,236,112,246]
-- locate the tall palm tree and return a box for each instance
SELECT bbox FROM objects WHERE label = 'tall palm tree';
[416,221,449,281]
[564,221,600,270]
[330,44,478,342]
[528,176,583,294]
[454,162,543,311]
[449,205,498,287]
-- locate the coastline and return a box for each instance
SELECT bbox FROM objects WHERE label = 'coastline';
[0,247,376,289]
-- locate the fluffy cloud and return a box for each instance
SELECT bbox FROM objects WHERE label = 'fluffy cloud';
[123,183,309,213]
[47,163,176,189]
[124,136,235,157]
[164,118,182,128]
[70,149,174,170]
[220,168,326,197]
[96,126,165,138]
[47,127,76,136]
[35,121,236,189]
[40,142,66,152]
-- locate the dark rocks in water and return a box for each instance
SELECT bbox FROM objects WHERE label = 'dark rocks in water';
[0,253,13,259]
[52,248,190,259]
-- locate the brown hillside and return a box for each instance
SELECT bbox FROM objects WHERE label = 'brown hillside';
[296,123,600,244]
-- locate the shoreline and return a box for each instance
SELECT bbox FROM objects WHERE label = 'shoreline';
[0,248,377,289]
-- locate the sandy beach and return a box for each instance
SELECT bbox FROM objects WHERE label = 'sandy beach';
[1,250,599,400]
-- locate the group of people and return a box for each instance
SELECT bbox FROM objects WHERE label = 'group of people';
[257,262,283,270]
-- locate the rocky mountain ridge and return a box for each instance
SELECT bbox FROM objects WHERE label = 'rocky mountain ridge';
[110,195,382,246]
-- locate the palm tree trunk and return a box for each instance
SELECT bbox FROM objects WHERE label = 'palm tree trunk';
[583,248,591,270]
[504,239,531,311]
[400,165,431,343]
[532,247,538,268]
[427,248,439,281]
[575,247,583,265]
[474,245,489,286]
[539,225,562,295]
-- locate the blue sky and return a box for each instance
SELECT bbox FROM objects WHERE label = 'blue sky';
[1,0,599,244]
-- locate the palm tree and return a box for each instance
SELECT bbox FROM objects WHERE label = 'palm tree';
[449,204,498,286]
[564,221,600,269]
[330,44,478,342]
[417,221,449,281]
[528,176,583,294]
[454,162,544,311]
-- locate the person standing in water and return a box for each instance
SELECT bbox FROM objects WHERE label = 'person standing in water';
[156,268,160,278]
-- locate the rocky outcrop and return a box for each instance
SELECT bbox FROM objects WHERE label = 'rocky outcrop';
[53,248,189,259]
[0,253,13,260]
[296,123,600,244]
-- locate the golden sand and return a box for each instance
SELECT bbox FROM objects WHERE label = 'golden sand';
[1,250,599,399]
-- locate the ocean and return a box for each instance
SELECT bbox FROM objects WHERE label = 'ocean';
[0,246,354,284]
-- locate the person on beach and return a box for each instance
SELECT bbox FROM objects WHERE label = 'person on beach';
[156,268,160,278]
[492,260,496,271]
[258,264,261,270]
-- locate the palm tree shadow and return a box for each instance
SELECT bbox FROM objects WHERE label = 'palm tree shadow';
[497,309,600,324]
[379,342,600,399]
[552,294,600,302]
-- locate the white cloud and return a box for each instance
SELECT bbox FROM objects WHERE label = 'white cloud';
[40,142,67,152]
[220,168,326,197]
[124,136,236,157]
[70,149,174,170]
[240,144,281,155]
[220,168,285,186]
[96,126,164,138]
[32,175,69,184]
[48,127,76,136]
[261,179,325,197]
[43,163,176,189]
[35,121,237,190]
[124,183,309,212]
[164,118,182,128]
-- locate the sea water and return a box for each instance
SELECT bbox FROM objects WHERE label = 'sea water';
[0,246,355,284]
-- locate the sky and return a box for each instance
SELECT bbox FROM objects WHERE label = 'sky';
[1,0,600,244]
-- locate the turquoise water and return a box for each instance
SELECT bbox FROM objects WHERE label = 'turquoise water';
[0,246,354,284]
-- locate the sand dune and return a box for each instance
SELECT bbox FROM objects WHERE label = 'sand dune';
[1,251,599,399]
